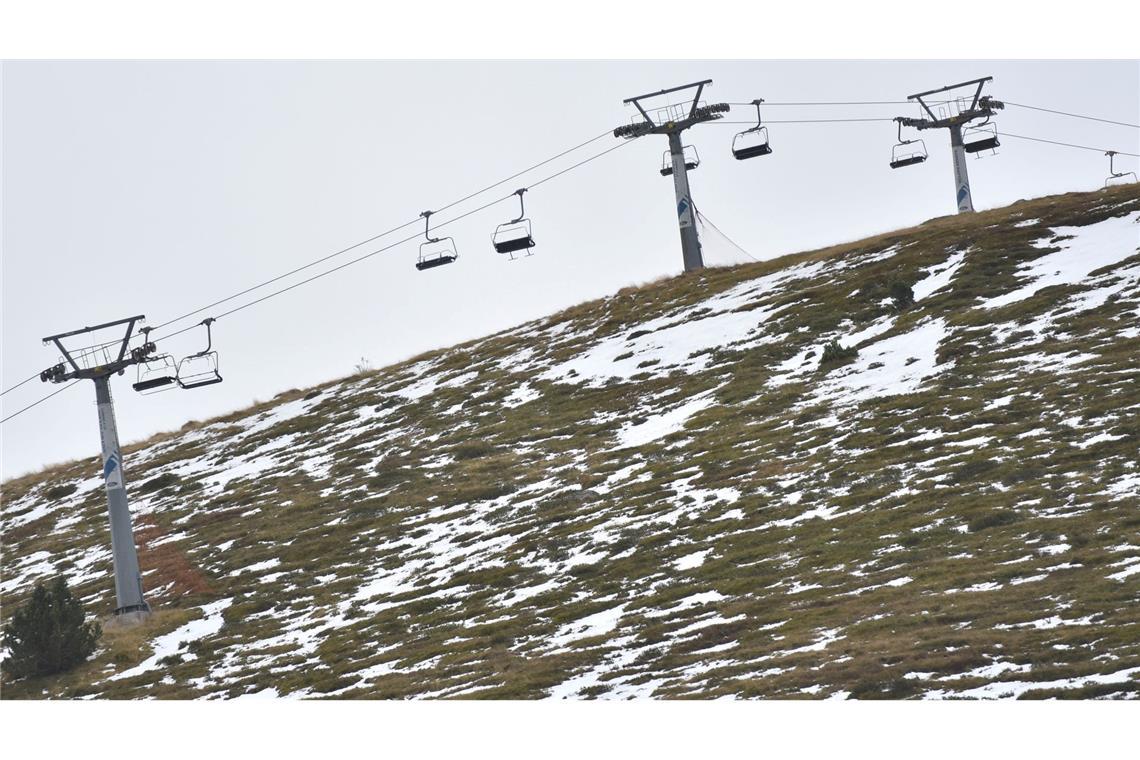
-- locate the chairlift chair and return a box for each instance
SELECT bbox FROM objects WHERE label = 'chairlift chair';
[176,318,223,390]
[416,210,459,271]
[1104,150,1138,188]
[492,189,535,259]
[963,120,1000,155]
[660,145,700,177]
[889,119,928,169]
[130,327,178,393]
[732,99,773,160]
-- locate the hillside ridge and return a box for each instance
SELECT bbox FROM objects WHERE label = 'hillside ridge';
[3,185,1139,700]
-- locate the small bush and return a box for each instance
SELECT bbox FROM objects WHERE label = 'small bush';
[2,577,101,680]
[820,340,858,365]
[137,473,180,495]
[968,510,1020,533]
[44,482,78,501]
[890,281,915,311]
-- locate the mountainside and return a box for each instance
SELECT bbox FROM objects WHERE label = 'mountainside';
[3,185,1139,700]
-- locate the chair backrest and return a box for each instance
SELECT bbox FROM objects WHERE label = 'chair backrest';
[177,352,222,389]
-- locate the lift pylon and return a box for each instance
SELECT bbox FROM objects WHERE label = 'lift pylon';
[40,315,153,620]
[895,77,1004,213]
[613,79,730,273]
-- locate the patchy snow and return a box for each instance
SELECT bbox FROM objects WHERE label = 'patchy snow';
[503,382,541,408]
[913,251,967,301]
[613,392,716,449]
[812,319,950,406]
[924,666,1140,700]
[1106,559,1140,582]
[549,604,627,648]
[228,558,282,577]
[995,614,1097,631]
[109,599,233,681]
[537,263,845,388]
[643,591,726,618]
[675,550,711,571]
[980,212,1140,309]
[1074,431,1127,449]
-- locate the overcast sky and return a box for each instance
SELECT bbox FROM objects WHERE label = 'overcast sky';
[2,60,1138,479]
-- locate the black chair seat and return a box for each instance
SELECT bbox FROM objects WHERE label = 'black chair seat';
[660,162,699,177]
[890,155,927,169]
[964,138,999,154]
[733,144,772,160]
[133,376,176,392]
[494,236,535,254]
[416,254,457,271]
[179,375,223,390]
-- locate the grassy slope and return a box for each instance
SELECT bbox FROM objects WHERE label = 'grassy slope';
[2,185,1139,700]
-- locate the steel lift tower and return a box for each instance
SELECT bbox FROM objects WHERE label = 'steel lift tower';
[614,80,730,272]
[897,77,1004,213]
[40,316,157,620]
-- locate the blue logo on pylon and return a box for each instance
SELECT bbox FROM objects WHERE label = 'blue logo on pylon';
[677,197,690,217]
[957,184,969,205]
[103,453,119,478]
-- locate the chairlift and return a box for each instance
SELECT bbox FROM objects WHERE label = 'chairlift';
[889,119,928,169]
[1104,150,1138,188]
[660,145,700,177]
[963,119,1000,155]
[176,318,223,390]
[732,99,773,160]
[131,327,178,393]
[415,210,459,271]
[492,189,535,259]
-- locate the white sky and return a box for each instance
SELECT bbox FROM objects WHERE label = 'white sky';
[2,59,1138,478]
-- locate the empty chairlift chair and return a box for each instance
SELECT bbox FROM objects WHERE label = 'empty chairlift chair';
[176,318,223,390]
[492,189,535,259]
[963,120,1000,154]
[660,145,700,177]
[131,328,178,393]
[415,210,459,271]
[732,99,773,160]
[889,119,928,169]
[1104,150,1138,188]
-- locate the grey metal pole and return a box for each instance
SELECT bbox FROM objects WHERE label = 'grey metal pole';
[950,124,974,213]
[94,374,149,617]
[667,130,704,272]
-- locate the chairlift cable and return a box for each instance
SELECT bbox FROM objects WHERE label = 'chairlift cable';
[1003,102,1140,130]
[716,118,898,124]
[1,138,640,425]
[8,113,1134,422]
[1,373,41,397]
[72,128,616,356]
[999,132,1139,157]
[0,381,81,425]
[143,128,615,336]
[168,140,641,333]
[725,101,946,107]
[527,141,639,189]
